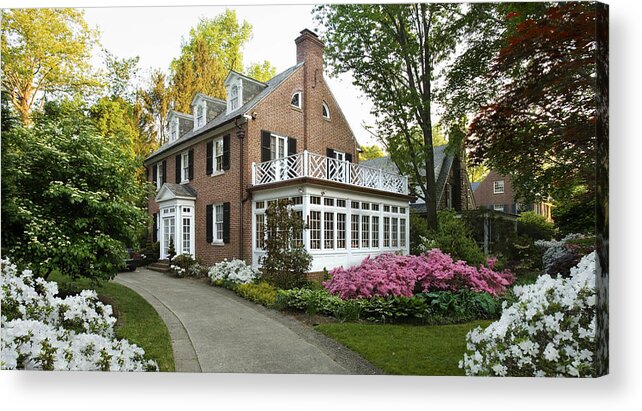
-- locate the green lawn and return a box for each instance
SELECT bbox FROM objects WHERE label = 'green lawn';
[51,272,175,372]
[316,320,492,375]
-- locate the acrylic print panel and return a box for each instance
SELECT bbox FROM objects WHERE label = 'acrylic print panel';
[0,1,608,377]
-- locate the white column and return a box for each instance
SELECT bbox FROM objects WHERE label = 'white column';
[303,150,309,177]
[251,162,256,185]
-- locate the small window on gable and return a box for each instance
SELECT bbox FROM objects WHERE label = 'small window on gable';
[170,119,178,141]
[493,180,505,194]
[322,101,330,119]
[291,91,302,109]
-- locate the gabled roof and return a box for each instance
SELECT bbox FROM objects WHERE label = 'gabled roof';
[190,92,226,108]
[360,145,454,206]
[224,69,268,87]
[145,62,304,164]
[168,109,192,120]
[155,183,198,202]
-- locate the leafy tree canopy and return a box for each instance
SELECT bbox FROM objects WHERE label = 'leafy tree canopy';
[245,60,277,83]
[1,8,101,125]
[170,9,252,112]
[358,144,385,162]
[1,100,150,282]
[467,3,597,206]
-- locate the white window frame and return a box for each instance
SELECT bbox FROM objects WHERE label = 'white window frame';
[214,137,224,173]
[196,103,204,128]
[493,180,505,194]
[213,203,224,244]
[230,85,239,111]
[493,204,505,212]
[291,91,302,109]
[181,151,190,183]
[322,101,330,119]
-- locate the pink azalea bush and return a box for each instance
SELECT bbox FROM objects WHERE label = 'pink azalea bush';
[323,250,514,300]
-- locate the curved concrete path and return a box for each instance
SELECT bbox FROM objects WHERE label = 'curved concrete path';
[114,268,380,375]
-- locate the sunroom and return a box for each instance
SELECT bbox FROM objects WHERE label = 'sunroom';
[250,151,411,272]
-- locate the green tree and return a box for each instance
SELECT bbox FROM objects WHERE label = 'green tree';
[245,60,277,82]
[260,199,312,289]
[103,50,140,102]
[170,10,252,112]
[316,4,472,230]
[1,100,149,282]
[1,9,100,125]
[137,69,171,146]
[358,144,385,161]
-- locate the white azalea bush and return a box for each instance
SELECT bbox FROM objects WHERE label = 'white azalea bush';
[208,259,261,285]
[1,259,158,371]
[460,252,597,377]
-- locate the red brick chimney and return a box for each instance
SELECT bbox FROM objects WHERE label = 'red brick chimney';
[295,29,324,68]
[295,29,325,151]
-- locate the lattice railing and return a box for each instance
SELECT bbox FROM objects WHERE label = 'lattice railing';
[252,150,408,195]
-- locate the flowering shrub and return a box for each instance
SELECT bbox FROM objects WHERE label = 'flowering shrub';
[169,253,196,277]
[459,252,597,377]
[1,259,158,371]
[208,259,261,285]
[535,234,594,277]
[323,250,514,299]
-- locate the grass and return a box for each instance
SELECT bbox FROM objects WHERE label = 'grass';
[50,272,175,372]
[315,320,492,375]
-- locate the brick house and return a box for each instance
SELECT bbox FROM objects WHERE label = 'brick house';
[144,29,412,273]
[361,146,477,215]
[473,170,553,221]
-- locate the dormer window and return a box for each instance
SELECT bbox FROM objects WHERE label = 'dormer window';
[230,85,239,111]
[196,104,204,128]
[322,101,330,119]
[291,91,302,109]
[170,119,178,141]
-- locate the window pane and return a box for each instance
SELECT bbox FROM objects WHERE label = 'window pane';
[337,213,346,249]
[310,211,321,249]
[361,215,370,248]
[255,214,265,249]
[351,215,359,248]
[384,217,390,247]
[392,218,398,247]
[372,216,380,248]
[400,218,406,248]
[324,212,334,249]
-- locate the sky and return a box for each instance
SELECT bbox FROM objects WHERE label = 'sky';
[80,4,379,147]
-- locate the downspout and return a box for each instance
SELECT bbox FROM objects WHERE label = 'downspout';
[235,115,250,260]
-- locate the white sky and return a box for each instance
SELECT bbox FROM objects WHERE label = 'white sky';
[79,4,379,147]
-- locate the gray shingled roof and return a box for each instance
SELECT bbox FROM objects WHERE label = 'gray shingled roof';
[163,183,197,198]
[361,145,452,205]
[146,62,304,163]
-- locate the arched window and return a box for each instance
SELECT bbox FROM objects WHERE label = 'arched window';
[322,101,330,119]
[291,91,302,109]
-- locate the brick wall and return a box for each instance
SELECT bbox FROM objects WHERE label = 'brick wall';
[147,29,360,267]
[474,170,517,211]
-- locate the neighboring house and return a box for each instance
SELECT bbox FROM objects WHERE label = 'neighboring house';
[473,171,553,221]
[361,146,476,216]
[145,29,412,274]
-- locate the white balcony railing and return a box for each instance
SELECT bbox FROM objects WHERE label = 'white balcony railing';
[252,150,408,195]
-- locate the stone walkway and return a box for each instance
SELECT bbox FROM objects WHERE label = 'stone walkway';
[114,268,380,374]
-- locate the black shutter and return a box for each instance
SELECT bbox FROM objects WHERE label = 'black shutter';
[152,164,157,184]
[206,204,213,243]
[162,161,167,184]
[188,149,194,180]
[152,213,158,243]
[206,141,213,175]
[345,153,353,163]
[223,134,230,170]
[175,154,181,183]
[261,131,271,162]
[326,148,335,158]
[222,202,230,244]
[288,137,297,155]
